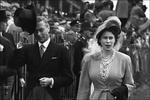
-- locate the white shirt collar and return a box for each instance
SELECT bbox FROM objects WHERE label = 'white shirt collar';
[38,38,50,52]
[0,32,2,36]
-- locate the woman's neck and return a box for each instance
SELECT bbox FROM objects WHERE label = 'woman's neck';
[101,49,114,58]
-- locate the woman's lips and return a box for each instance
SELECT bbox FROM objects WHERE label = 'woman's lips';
[105,45,111,48]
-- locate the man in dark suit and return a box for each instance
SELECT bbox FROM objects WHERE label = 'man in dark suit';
[9,15,73,100]
[0,10,16,100]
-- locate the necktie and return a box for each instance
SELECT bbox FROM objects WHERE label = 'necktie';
[39,44,45,57]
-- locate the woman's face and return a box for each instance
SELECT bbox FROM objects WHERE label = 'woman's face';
[99,31,115,51]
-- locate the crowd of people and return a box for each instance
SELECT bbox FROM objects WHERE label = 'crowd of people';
[0,0,150,100]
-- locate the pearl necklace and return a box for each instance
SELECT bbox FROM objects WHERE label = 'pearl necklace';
[99,50,115,80]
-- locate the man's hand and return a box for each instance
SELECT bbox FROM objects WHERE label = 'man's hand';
[0,44,4,51]
[20,78,26,87]
[39,77,53,87]
[16,41,23,49]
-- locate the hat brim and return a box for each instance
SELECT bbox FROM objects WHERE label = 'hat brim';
[95,16,121,40]
[96,25,121,40]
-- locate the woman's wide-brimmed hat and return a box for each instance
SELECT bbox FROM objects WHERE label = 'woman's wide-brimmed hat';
[14,6,36,35]
[94,16,121,40]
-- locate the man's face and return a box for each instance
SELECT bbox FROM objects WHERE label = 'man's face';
[6,11,12,19]
[42,12,49,19]
[0,21,7,32]
[72,24,80,33]
[34,21,50,43]
[83,30,93,39]
[11,7,17,16]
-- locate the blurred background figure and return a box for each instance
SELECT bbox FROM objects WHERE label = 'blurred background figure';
[0,9,16,100]
[72,21,95,99]
[41,10,48,19]
[116,0,134,28]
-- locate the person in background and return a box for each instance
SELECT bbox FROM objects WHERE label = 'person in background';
[0,10,16,47]
[70,20,81,34]
[11,3,20,17]
[0,9,16,100]
[125,0,150,88]
[9,15,73,100]
[73,22,95,99]
[128,0,146,30]
[41,10,49,21]
[5,4,22,38]
[77,16,135,100]
[95,0,114,18]
[116,0,134,28]
[64,20,81,46]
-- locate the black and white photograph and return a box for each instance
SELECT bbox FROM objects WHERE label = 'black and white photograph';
[0,0,150,100]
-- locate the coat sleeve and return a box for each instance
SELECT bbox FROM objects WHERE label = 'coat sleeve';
[52,46,73,88]
[0,36,16,78]
[73,40,85,77]
[123,56,135,95]
[77,55,91,100]
[8,47,27,69]
[8,46,28,79]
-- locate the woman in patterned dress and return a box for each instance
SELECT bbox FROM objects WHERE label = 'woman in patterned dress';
[77,16,135,100]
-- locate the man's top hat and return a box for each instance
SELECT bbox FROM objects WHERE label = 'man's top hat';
[14,6,36,35]
[0,10,8,23]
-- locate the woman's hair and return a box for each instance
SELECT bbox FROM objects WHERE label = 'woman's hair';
[96,26,120,46]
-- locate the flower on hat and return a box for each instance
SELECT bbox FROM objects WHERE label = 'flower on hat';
[94,16,121,40]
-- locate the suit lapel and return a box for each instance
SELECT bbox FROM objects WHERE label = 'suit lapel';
[33,43,42,64]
